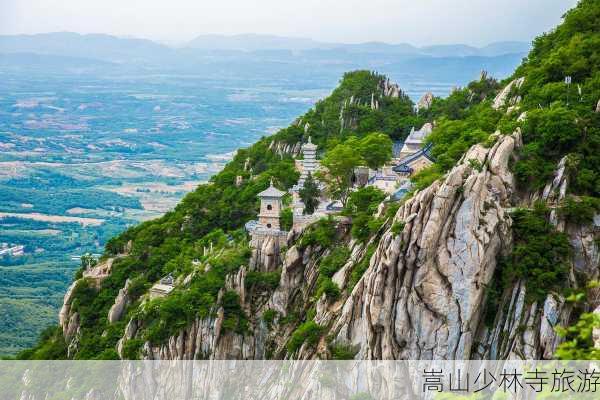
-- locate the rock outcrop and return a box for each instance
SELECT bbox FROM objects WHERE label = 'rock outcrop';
[58,280,79,336]
[130,265,269,360]
[55,124,599,363]
[108,279,132,324]
[380,78,401,98]
[492,77,525,110]
[249,235,282,272]
[268,140,302,157]
[416,92,434,111]
[60,257,115,337]
[141,315,256,360]
[330,131,520,359]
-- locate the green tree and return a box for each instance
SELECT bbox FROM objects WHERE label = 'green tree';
[80,253,97,270]
[344,186,386,216]
[280,208,293,231]
[358,132,393,170]
[317,143,363,206]
[299,173,320,215]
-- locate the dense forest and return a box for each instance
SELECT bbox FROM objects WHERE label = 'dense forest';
[0,168,142,215]
[16,0,600,360]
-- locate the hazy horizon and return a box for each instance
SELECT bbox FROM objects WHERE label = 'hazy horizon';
[0,30,535,49]
[0,0,578,47]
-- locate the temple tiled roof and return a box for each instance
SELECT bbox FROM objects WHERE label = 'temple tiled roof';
[393,142,435,174]
[257,179,285,198]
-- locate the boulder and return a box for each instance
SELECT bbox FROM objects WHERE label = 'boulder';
[108,279,131,324]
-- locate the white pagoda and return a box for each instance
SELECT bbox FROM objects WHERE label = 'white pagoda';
[297,136,318,187]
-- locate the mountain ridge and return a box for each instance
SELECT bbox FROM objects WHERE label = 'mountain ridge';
[15,0,600,362]
[0,31,530,60]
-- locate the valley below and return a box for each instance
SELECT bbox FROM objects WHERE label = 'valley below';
[0,70,325,354]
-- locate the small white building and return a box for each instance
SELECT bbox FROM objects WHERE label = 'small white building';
[398,123,433,160]
[149,274,175,299]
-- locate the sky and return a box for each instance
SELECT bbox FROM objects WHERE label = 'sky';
[0,0,579,46]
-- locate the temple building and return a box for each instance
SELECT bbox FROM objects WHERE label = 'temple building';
[257,180,285,231]
[398,123,433,160]
[245,179,288,248]
[366,122,436,196]
[392,142,435,177]
[245,179,289,271]
[390,122,436,179]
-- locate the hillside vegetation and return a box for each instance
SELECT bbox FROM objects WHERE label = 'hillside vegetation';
[17,0,599,360]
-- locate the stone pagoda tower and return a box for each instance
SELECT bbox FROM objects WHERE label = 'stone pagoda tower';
[245,179,288,271]
[257,179,285,231]
[298,136,318,187]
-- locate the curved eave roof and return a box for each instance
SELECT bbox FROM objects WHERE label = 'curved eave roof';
[258,186,286,198]
[393,143,436,172]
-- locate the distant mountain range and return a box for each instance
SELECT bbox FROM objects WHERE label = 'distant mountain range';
[0,32,529,87]
[186,33,324,51]
[0,32,530,62]
[0,32,174,64]
[187,34,530,57]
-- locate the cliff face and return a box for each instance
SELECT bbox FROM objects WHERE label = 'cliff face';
[331,132,519,360]
[51,87,600,362]
[60,129,593,361]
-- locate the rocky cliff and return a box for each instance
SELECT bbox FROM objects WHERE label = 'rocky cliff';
[64,129,593,361]
[52,97,599,363]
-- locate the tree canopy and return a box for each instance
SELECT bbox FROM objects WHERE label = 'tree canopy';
[317,143,362,206]
[317,132,393,205]
[299,173,320,215]
[355,132,393,170]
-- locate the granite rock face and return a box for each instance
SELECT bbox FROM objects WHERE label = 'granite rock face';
[59,257,116,343]
[331,132,519,359]
[416,92,434,111]
[492,77,525,110]
[380,78,401,98]
[125,265,268,360]
[269,140,302,157]
[108,279,132,324]
[249,235,282,272]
